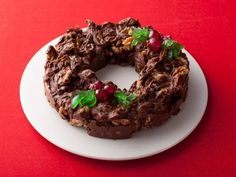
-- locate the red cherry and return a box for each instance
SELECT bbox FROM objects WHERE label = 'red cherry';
[104,84,116,95]
[149,29,154,38]
[149,29,160,39]
[92,81,104,90]
[147,29,162,52]
[147,37,161,52]
[152,31,160,41]
[96,89,109,102]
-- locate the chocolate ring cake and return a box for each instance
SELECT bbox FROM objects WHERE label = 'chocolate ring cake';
[44,18,189,139]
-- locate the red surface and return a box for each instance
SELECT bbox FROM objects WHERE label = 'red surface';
[0,0,236,176]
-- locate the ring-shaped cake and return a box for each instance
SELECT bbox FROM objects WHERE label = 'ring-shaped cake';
[44,18,189,139]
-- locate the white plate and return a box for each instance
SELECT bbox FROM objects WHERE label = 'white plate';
[20,36,208,161]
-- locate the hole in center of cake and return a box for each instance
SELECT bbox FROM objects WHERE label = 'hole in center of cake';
[96,65,139,90]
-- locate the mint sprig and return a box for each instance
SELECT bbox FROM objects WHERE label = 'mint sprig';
[71,90,97,109]
[162,39,183,60]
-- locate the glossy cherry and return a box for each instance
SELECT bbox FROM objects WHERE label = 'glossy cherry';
[147,37,161,52]
[104,84,116,95]
[96,89,109,102]
[92,81,104,90]
[147,29,162,52]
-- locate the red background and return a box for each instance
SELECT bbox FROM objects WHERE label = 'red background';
[0,0,236,176]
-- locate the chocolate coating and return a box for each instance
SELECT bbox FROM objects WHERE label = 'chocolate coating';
[44,18,189,139]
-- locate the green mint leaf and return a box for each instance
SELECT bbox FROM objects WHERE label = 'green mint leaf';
[162,39,183,60]
[162,39,174,48]
[71,95,80,109]
[114,91,127,101]
[116,97,130,108]
[128,93,137,101]
[80,90,97,108]
[167,50,173,60]
[132,28,148,37]
[131,38,139,46]
[71,90,97,109]
[131,28,150,46]
[114,91,136,108]
[172,42,183,54]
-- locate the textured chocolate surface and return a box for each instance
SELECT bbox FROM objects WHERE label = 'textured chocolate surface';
[44,18,189,139]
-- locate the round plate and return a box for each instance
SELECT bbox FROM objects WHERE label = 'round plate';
[20,36,208,161]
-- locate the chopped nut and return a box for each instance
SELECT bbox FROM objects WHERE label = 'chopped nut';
[136,80,142,88]
[70,119,83,126]
[46,46,58,60]
[77,106,90,114]
[112,119,130,126]
[59,106,67,116]
[111,46,121,53]
[179,67,189,75]
[63,70,72,83]
[112,120,119,126]
[116,40,121,46]
[152,72,168,81]
[64,103,70,110]
[123,45,132,51]
[153,73,162,80]
[128,28,133,35]
[122,36,134,46]
[120,119,130,125]
[145,116,152,126]
[172,66,189,77]
[58,68,72,85]
[120,27,131,35]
